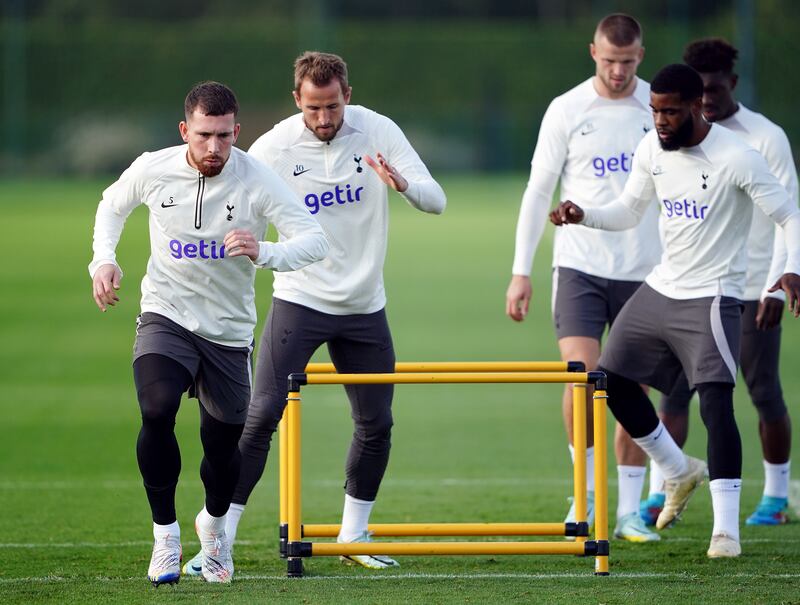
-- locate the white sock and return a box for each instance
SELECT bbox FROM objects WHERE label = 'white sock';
[649,461,666,496]
[153,520,180,540]
[632,422,687,479]
[197,506,226,534]
[568,445,596,493]
[338,494,375,543]
[710,478,741,541]
[763,460,791,499]
[617,465,647,520]
[225,503,245,544]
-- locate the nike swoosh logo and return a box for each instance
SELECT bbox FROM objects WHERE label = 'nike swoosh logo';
[235,406,247,414]
[161,202,178,208]
[653,427,664,440]
[293,168,311,176]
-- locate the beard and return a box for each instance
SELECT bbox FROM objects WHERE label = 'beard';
[307,118,343,142]
[658,115,694,151]
[188,148,226,177]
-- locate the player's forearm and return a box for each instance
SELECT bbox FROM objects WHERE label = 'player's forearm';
[401,178,447,214]
[88,199,128,277]
[511,169,559,275]
[762,223,787,301]
[255,229,329,272]
[580,194,644,231]
[776,209,800,276]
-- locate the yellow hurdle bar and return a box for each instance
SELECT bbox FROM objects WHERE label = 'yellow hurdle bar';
[305,361,575,374]
[303,522,572,537]
[593,388,610,575]
[572,383,588,543]
[312,541,590,557]
[305,371,590,385]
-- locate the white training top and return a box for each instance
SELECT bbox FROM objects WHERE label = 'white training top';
[89,145,329,347]
[248,105,446,315]
[717,104,799,301]
[512,77,660,280]
[582,124,800,300]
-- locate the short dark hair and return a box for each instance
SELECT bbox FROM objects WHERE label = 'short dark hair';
[294,51,349,93]
[184,81,239,119]
[595,13,642,47]
[651,64,704,101]
[683,38,738,74]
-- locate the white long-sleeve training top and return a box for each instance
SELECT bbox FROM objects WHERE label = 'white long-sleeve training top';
[89,145,329,347]
[248,105,446,315]
[717,104,799,302]
[511,77,660,280]
[581,125,800,300]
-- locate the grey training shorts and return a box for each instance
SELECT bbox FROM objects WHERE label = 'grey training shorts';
[552,266,643,341]
[133,312,253,424]
[599,283,743,393]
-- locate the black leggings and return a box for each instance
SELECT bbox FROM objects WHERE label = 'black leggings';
[134,354,244,523]
[601,367,741,480]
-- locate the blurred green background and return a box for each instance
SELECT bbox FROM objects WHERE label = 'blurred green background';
[2,0,799,176]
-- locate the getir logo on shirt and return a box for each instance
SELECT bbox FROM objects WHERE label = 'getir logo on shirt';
[662,199,708,220]
[304,183,364,215]
[591,152,633,177]
[169,239,226,259]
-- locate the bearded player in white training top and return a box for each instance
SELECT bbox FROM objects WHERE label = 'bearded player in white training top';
[90,81,328,586]
[183,52,446,575]
[506,13,661,542]
[551,63,800,558]
[640,38,799,529]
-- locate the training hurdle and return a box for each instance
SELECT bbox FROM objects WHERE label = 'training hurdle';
[278,362,609,577]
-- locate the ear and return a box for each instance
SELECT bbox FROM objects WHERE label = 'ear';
[589,42,597,61]
[730,73,739,92]
[343,86,353,105]
[178,121,189,143]
[292,90,302,110]
[232,123,241,143]
[638,45,645,62]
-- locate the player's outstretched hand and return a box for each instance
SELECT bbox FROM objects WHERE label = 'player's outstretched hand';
[755,297,784,330]
[768,273,800,317]
[365,152,408,193]
[224,229,259,262]
[92,263,122,312]
[506,275,532,322]
[549,201,584,225]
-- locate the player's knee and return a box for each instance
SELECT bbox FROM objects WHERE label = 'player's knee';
[137,380,182,426]
[356,412,394,442]
[753,396,788,424]
[697,382,735,430]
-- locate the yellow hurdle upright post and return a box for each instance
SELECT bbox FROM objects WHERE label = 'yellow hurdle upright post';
[286,389,303,577]
[593,383,610,575]
[572,383,588,543]
[281,364,609,577]
[278,410,288,558]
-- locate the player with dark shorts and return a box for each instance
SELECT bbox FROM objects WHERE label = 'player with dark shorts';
[89,82,328,585]
[507,14,661,542]
[640,38,798,528]
[181,52,446,575]
[550,64,800,558]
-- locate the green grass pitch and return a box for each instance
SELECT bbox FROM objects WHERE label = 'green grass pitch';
[0,176,798,603]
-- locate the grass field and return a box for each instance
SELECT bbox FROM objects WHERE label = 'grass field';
[1,176,799,604]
